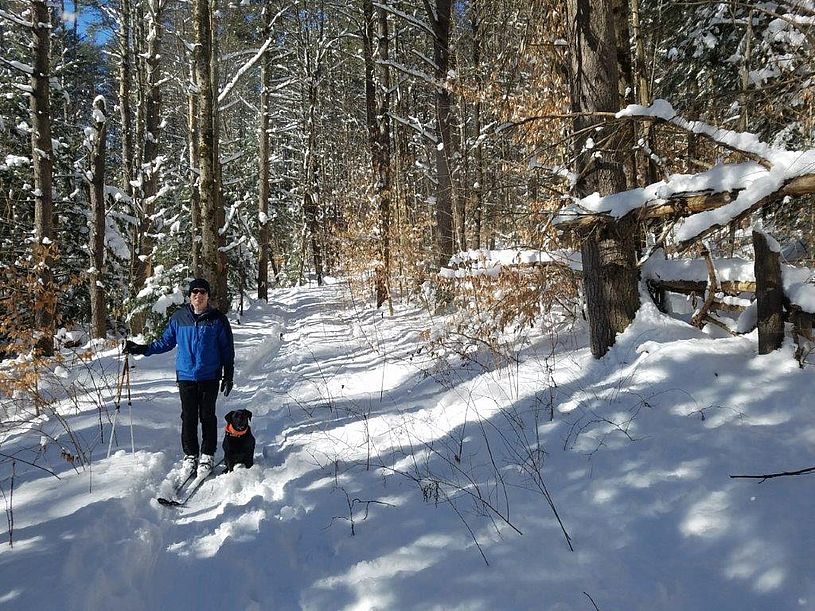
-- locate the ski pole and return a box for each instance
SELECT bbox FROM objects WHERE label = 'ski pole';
[106,407,119,459]
[106,349,129,459]
[124,353,135,455]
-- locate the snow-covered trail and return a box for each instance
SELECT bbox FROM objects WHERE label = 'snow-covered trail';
[0,283,487,611]
[2,282,815,610]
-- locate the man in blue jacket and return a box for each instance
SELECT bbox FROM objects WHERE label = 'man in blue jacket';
[125,278,234,479]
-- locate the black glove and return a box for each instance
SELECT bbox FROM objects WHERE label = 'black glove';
[220,379,233,397]
[124,340,147,355]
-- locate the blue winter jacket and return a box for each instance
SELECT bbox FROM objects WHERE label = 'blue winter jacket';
[145,304,235,382]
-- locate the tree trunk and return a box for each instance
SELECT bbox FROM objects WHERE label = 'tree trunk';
[612,0,637,189]
[629,0,657,184]
[195,0,226,310]
[129,0,144,288]
[210,1,228,310]
[754,229,784,354]
[425,0,455,268]
[88,97,108,339]
[188,76,201,276]
[456,96,468,252]
[303,59,323,286]
[131,0,164,330]
[30,0,56,356]
[257,1,272,301]
[470,2,484,249]
[567,0,640,358]
[363,0,393,310]
[117,0,133,197]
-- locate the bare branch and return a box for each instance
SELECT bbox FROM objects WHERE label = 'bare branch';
[374,2,435,37]
[730,466,815,481]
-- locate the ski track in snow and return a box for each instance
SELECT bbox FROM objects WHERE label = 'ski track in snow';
[1,284,815,610]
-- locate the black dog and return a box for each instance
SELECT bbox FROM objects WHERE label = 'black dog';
[222,409,255,471]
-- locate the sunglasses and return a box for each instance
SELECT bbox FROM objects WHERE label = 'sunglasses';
[190,289,209,295]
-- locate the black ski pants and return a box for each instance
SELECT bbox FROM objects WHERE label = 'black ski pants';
[178,379,219,457]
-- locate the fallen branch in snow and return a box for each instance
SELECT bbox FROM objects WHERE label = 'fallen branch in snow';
[730,466,815,482]
[697,314,738,336]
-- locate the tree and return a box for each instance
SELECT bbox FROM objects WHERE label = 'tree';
[87,96,108,339]
[566,0,639,358]
[423,0,455,267]
[29,0,56,356]
[296,5,331,286]
[257,0,274,301]
[116,0,134,197]
[362,0,393,309]
[194,0,228,310]
[131,0,166,304]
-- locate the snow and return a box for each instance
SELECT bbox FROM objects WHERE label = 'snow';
[5,60,33,75]
[642,250,754,284]
[151,289,185,315]
[2,284,815,610]
[1,155,30,169]
[443,248,582,278]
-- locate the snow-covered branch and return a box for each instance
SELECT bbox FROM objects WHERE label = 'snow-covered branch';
[558,99,815,248]
[217,4,291,104]
[0,57,34,75]
[616,99,776,166]
[0,8,31,28]
[218,37,274,104]
[388,112,437,143]
[377,59,443,89]
[373,2,435,38]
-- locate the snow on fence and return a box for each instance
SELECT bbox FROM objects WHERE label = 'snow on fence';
[643,236,815,362]
[438,240,815,363]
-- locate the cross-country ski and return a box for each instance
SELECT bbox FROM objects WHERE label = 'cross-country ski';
[156,458,225,508]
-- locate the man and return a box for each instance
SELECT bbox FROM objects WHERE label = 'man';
[125,278,235,479]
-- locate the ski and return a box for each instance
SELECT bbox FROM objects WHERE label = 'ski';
[172,469,197,495]
[157,458,225,508]
[156,462,197,500]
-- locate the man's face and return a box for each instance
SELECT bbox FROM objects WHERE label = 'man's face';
[190,288,209,310]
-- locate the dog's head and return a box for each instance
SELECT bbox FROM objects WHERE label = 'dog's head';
[225,409,252,432]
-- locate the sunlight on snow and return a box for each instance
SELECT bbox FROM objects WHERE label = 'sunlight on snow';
[167,509,266,558]
[680,490,732,538]
[725,540,786,592]
[314,533,460,608]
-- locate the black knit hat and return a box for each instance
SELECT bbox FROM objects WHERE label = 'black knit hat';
[188,278,211,296]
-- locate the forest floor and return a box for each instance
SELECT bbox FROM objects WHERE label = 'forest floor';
[0,281,813,610]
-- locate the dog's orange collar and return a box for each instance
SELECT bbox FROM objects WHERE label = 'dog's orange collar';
[225,423,248,437]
